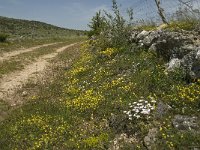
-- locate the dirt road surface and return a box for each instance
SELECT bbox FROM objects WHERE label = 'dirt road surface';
[0,42,62,62]
[0,43,77,106]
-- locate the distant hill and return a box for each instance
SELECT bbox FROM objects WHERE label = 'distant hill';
[0,16,86,40]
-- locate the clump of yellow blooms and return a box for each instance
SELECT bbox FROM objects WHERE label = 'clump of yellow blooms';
[111,77,124,87]
[70,66,87,76]
[9,115,69,150]
[68,42,93,77]
[81,41,90,50]
[176,82,200,102]
[168,80,200,104]
[66,89,104,111]
[83,133,109,148]
[100,48,118,57]
[64,44,108,111]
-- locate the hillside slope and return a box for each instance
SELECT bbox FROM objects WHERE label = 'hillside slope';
[0,16,85,40]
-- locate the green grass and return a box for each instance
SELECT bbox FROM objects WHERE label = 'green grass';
[135,19,199,31]
[0,100,10,113]
[0,16,86,40]
[164,20,199,31]
[0,41,199,149]
[135,24,157,31]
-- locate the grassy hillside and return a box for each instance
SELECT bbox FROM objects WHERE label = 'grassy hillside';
[0,40,199,149]
[0,16,86,55]
[0,16,86,40]
[0,1,199,149]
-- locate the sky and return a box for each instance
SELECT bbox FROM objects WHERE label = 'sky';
[0,0,199,30]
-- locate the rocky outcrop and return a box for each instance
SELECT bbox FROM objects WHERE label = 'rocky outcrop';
[154,101,172,118]
[143,128,158,150]
[130,29,200,80]
[172,115,199,132]
[181,47,200,79]
[109,133,137,150]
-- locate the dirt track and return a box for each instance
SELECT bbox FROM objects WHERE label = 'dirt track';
[0,42,62,62]
[0,43,77,106]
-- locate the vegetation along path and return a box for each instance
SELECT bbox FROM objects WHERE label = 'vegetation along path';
[0,42,78,106]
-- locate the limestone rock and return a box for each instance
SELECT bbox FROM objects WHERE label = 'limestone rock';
[196,49,200,59]
[153,31,193,60]
[109,133,137,150]
[143,30,161,47]
[149,43,157,52]
[172,115,199,131]
[130,29,200,81]
[181,48,200,79]
[130,31,140,42]
[22,91,28,97]
[166,58,181,72]
[144,128,158,150]
[154,101,172,118]
[136,30,150,41]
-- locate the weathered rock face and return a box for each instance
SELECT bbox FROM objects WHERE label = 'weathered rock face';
[143,128,158,150]
[143,30,161,47]
[196,49,200,59]
[154,101,172,118]
[192,49,200,79]
[146,31,193,60]
[181,47,200,80]
[166,58,181,72]
[109,133,137,150]
[131,30,199,55]
[131,29,200,80]
[172,115,199,132]
[136,30,150,42]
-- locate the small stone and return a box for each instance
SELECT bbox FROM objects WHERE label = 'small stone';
[11,103,16,107]
[166,58,181,72]
[155,101,171,118]
[196,49,200,59]
[22,91,28,97]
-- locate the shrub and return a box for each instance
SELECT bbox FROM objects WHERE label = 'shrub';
[88,11,106,37]
[0,34,9,42]
[89,0,134,49]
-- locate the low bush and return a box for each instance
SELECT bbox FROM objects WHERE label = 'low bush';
[0,34,9,42]
[88,0,133,50]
